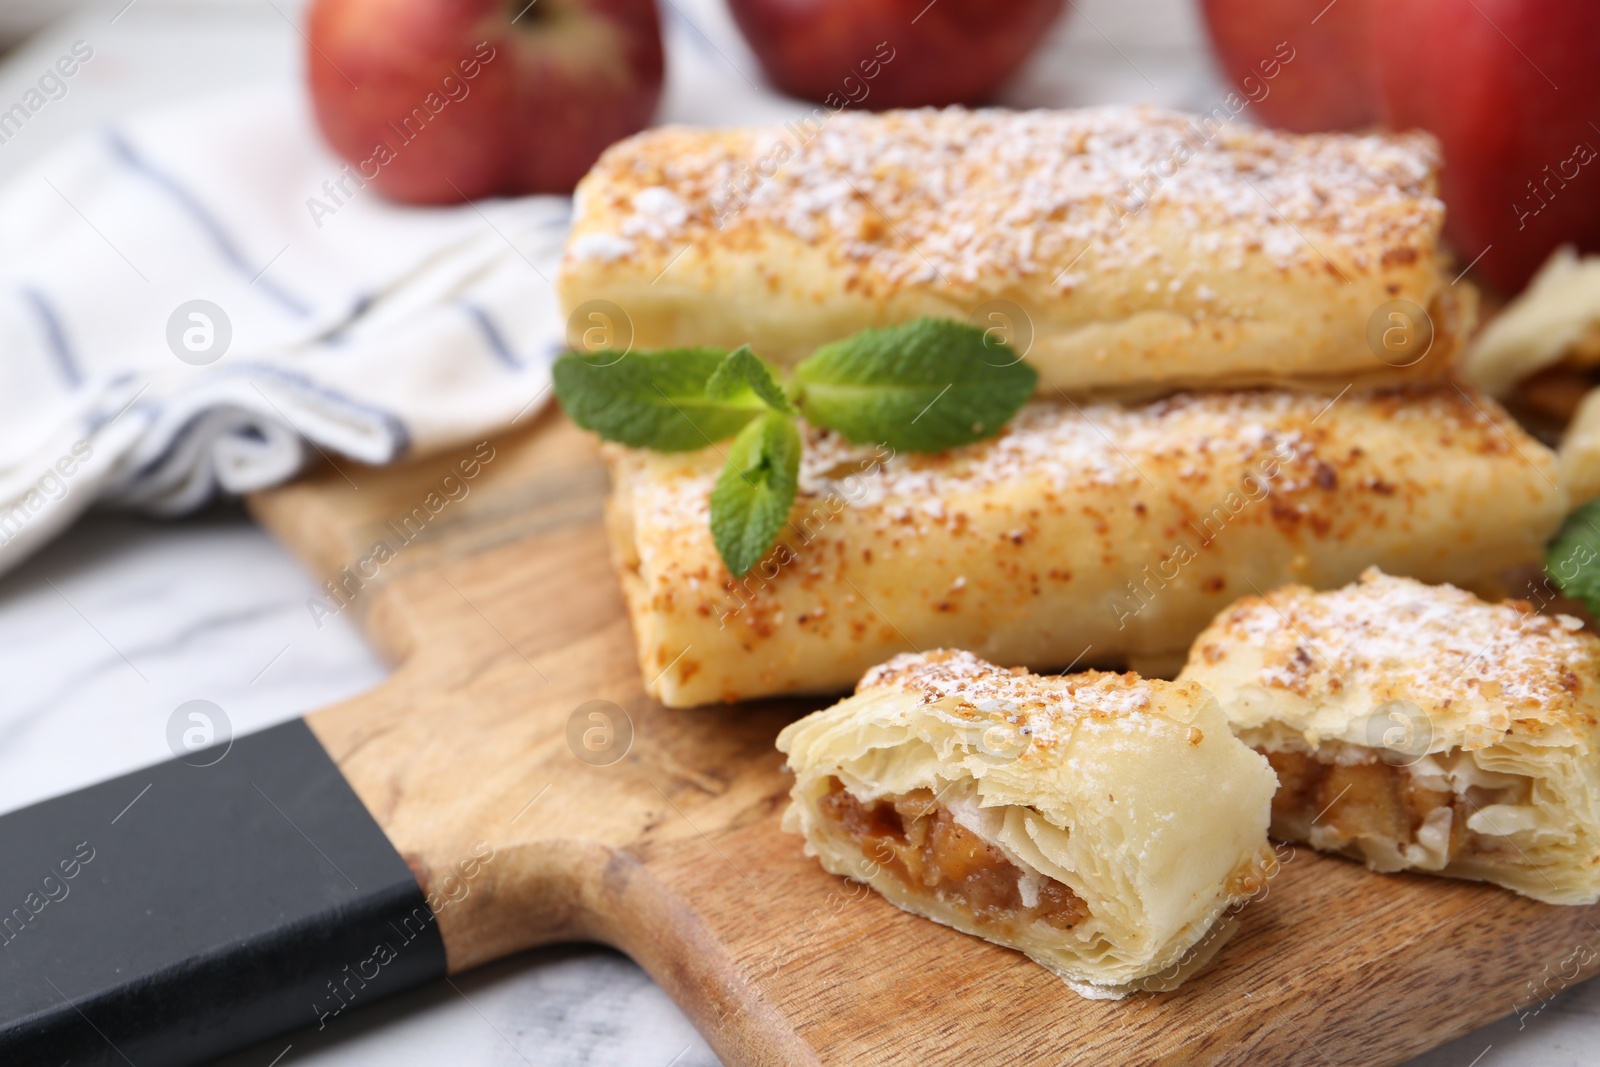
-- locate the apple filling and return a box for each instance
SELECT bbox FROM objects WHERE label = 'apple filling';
[816,777,1089,933]
[1263,745,1537,871]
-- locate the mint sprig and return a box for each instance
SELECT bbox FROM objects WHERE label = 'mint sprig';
[710,412,802,579]
[552,347,767,452]
[1548,500,1600,615]
[792,318,1038,452]
[706,345,794,415]
[553,318,1034,576]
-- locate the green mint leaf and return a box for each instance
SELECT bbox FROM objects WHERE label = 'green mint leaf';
[791,318,1038,452]
[1548,500,1600,615]
[706,345,795,414]
[553,348,766,451]
[709,412,800,578]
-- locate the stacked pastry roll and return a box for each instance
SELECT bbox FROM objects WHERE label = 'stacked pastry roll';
[606,387,1563,706]
[563,107,1469,396]
[562,106,1562,708]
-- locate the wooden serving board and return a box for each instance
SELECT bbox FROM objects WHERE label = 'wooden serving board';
[247,409,1600,1067]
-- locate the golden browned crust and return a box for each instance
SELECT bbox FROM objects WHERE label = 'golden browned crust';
[1183,568,1600,744]
[560,106,1468,394]
[605,385,1566,707]
[855,649,1210,751]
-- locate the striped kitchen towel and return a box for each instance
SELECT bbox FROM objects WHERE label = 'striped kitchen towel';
[0,84,567,573]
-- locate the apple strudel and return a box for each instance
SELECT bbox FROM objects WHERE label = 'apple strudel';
[776,649,1278,998]
[560,107,1470,396]
[605,385,1566,707]
[1178,568,1600,905]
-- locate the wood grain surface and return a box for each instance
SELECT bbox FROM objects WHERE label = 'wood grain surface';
[247,409,1600,1067]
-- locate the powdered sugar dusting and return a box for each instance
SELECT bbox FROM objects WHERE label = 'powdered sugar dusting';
[568,233,635,263]
[1206,569,1599,714]
[858,649,1170,751]
[623,388,1452,538]
[569,106,1442,287]
[800,391,1321,501]
[621,187,688,241]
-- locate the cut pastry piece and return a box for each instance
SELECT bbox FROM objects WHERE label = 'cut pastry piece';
[1177,568,1600,905]
[1465,246,1600,397]
[776,649,1278,999]
[560,106,1471,396]
[605,385,1566,707]
[1558,387,1600,505]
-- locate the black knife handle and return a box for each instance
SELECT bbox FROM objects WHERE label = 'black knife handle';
[0,719,446,1066]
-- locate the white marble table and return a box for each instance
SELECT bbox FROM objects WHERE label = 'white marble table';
[1,1,1595,1064]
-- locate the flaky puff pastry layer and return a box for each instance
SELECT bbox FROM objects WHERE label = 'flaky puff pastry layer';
[1179,569,1600,904]
[560,107,1470,396]
[604,386,1566,707]
[776,650,1278,999]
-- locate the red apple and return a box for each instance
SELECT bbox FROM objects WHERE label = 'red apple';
[1372,0,1600,291]
[1200,0,1378,132]
[727,0,1066,109]
[306,0,664,203]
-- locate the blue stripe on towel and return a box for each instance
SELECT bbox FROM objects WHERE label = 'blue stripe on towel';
[18,286,82,388]
[318,293,375,347]
[223,361,414,461]
[104,130,313,319]
[125,407,231,481]
[84,372,152,435]
[460,302,523,369]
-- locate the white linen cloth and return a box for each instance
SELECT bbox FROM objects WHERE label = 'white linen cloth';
[0,86,568,573]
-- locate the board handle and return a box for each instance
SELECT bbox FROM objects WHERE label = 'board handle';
[0,719,445,1067]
